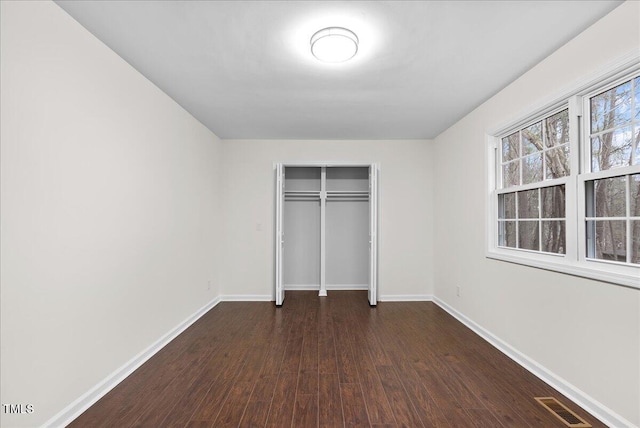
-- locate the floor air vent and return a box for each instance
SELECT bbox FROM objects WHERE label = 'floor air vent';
[534,397,592,427]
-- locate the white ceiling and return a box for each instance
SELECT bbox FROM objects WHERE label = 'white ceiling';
[55,0,622,140]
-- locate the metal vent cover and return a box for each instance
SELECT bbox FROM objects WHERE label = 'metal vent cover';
[534,397,592,427]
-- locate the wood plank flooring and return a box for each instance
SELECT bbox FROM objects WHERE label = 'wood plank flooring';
[69,291,605,427]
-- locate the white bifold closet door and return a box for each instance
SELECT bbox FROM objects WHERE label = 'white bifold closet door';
[275,163,285,306]
[368,165,378,306]
[275,163,378,307]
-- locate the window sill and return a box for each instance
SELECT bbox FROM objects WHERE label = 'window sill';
[486,249,640,290]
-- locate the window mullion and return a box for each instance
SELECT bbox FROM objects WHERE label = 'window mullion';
[538,188,542,252]
[519,131,523,186]
[515,191,519,249]
[581,165,640,181]
[542,119,547,181]
[498,176,569,194]
[626,175,631,263]
[566,97,580,263]
[588,122,635,140]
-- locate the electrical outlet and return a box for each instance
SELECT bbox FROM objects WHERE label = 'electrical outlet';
[456,285,460,297]
[208,280,212,291]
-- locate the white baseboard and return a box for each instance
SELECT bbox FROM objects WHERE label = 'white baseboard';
[433,297,635,428]
[378,294,433,302]
[221,294,272,301]
[42,296,222,428]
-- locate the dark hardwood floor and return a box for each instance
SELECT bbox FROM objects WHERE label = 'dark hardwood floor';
[69,291,605,427]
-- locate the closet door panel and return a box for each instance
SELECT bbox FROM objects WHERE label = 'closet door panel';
[283,199,321,287]
[368,164,378,305]
[326,200,369,287]
[275,163,285,305]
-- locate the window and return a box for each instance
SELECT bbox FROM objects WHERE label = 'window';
[487,65,640,289]
[584,76,640,266]
[497,109,569,256]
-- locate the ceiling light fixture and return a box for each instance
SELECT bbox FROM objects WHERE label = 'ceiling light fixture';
[310,27,358,63]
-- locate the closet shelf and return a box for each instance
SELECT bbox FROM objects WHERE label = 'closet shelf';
[285,190,368,197]
[284,190,321,201]
[284,190,321,194]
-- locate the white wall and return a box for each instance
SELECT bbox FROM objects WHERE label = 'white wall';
[219,139,434,300]
[0,1,222,427]
[433,2,639,426]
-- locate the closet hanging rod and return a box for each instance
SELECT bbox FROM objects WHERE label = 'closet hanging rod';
[326,197,369,201]
[326,192,369,195]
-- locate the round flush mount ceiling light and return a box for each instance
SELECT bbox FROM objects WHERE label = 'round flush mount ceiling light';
[310,27,359,63]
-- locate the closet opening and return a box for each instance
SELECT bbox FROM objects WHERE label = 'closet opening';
[275,163,378,307]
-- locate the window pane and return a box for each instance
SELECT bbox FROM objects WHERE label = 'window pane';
[541,185,565,218]
[522,153,542,184]
[518,189,539,219]
[593,176,626,217]
[499,221,516,248]
[502,132,519,162]
[541,221,566,254]
[591,137,600,172]
[502,161,520,188]
[545,110,569,148]
[591,126,633,172]
[545,145,570,179]
[590,80,632,134]
[518,221,539,251]
[590,220,626,262]
[498,193,516,219]
[522,122,542,155]
[631,174,640,217]
[632,220,640,264]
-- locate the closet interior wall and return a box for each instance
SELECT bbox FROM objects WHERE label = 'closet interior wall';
[283,167,321,289]
[325,167,369,289]
[282,165,370,293]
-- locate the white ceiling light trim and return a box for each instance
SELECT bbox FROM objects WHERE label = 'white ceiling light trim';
[310,27,358,63]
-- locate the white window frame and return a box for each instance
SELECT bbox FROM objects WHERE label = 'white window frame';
[487,55,640,289]
[579,73,640,269]
[495,104,574,257]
